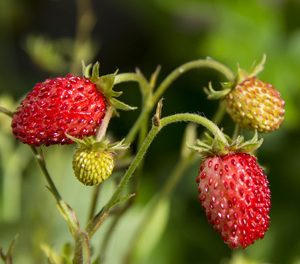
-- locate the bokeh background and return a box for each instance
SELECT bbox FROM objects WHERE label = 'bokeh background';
[1,0,300,263]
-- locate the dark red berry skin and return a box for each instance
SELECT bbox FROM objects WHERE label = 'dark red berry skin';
[11,74,106,146]
[196,153,270,249]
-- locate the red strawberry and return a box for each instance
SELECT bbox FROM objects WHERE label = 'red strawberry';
[11,74,106,146]
[196,152,270,249]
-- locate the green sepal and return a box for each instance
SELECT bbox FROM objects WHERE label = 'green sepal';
[204,81,231,100]
[110,98,137,111]
[189,130,263,157]
[235,131,263,153]
[236,54,267,83]
[94,72,122,97]
[82,61,93,79]
[66,134,129,153]
[82,62,137,112]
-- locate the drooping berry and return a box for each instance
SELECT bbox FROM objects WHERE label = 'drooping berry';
[196,152,270,249]
[11,74,106,146]
[73,148,114,186]
[225,77,285,132]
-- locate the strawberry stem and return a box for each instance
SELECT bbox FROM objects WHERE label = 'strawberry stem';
[95,106,114,141]
[123,105,226,261]
[152,58,235,104]
[123,58,234,145]
[0,105,14,118]
[30,146,62,201]
[114,72,151,97]
[86,112,227,237]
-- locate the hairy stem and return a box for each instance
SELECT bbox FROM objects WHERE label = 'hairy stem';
[30,147,62,201]
[114,72,150,96]
[87,185,101,222]
[31,147,89,263]
[152,58,235,104]
[86,112,227,237]
[124,103,225,262]
[73,235,83,264]
[124,59,234,145]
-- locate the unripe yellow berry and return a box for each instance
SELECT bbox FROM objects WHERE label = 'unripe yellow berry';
[72,149,114,186]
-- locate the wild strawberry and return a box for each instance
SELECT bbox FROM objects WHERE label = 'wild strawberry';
[70,136,127,186]
[196,152,270,249]
[11,63,136,146]
[225,77,285,132]
[11,74,106,146]
[73,148,114,186]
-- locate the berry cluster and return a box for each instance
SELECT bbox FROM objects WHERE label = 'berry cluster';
[8,58,285,250]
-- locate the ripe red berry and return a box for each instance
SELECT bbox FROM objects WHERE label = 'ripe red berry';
[196,152,270,249]
[11,74,106,146]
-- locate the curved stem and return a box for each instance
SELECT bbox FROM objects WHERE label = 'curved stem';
[152,58,235,104]
[31,147,80,230]
[123,104,226,262]
[30,147,62,201]
[124,59,234,145]
[86,112,227,237]
[114,72,150,95]
[125,108,150,145]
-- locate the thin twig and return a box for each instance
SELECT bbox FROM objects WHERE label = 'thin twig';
[96,106,114,141]
[87,185,101,222]
[0,106,13,118]
[30,146,62,201]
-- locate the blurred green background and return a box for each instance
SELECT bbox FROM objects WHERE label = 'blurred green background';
[1,0,300,263]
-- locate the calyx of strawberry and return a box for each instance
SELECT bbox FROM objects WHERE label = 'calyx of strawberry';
[204,55,267,100]
[67,134,129,153]
[190,131,263,157]
[82,62,137,114]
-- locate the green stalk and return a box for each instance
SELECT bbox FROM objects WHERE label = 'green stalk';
[124,59,234,145]
[0,106,13,118]
[87,185,101,222]
[30,147,62,201]
[86,112,227,237]
[30,147,89,263]
[152,59,235,104]
[114,72,150,96]
[123,104,225,262]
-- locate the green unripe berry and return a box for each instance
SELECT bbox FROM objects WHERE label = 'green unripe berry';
[72,149,114,186]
